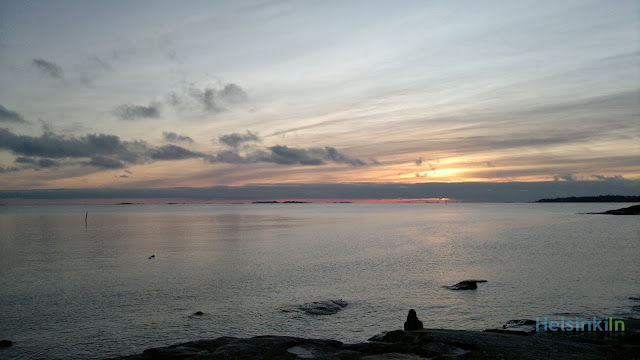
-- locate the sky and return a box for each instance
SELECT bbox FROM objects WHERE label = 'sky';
[0,0,638,202]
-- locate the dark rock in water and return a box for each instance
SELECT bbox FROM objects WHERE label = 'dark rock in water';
[404,309,424,331]
[485,319,539,335]
[446,280,487,290]
[193,311,204,316]
[0,340,12,348]
[287,299,348,315]
[148,255,155,259]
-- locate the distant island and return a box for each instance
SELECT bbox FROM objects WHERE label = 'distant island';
[536,195,640,203]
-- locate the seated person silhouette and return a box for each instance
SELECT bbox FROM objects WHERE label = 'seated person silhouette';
[404,309,423,331]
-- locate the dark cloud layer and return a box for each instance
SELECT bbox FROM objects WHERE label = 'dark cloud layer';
[112,104,160,120]
[149,144,205,160]
[0,128,368,171]
[15,157,59,169]
[32,58,64,79]
[1,181,637,203]
[208,145,369,166]
[218,131,260,147]
[0,128,144,163]
[163,131,194,144]
[0,105,28,123]
[86,156,125,169]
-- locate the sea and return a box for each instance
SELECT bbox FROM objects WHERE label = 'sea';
[0,202,638,359]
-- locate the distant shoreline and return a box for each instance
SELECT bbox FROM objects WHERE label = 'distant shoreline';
[536,195,640,202]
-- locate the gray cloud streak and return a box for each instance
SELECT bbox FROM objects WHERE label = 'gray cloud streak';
[0,105,28,123]
[14,156,60,169]
[149,144,206,160]
[170,83,249,113]
[86,156,125,169]
[32,58,64,79]
[112,104,161,120]
[208,145,369,166]
[163,131,194,144]
[218,131,260,147]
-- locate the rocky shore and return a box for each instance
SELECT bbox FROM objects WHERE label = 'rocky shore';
[109,318,640,360]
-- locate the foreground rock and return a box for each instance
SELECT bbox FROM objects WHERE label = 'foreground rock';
[0,340,12,348]
[446,280,487,290]
[282,299,348,315]
[109,323,640,360]
[589,205,640,215]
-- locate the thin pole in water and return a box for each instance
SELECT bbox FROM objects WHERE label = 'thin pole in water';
[85,211,88,227]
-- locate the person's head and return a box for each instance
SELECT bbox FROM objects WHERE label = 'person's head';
[407,309,418,320]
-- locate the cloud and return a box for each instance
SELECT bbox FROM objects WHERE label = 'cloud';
[112,103,160,120]
[163,131,194,144]
[170,83,249,113]
[591,174,626,182]
[86,156,125,169]
[208,145,369,166]
[218,83,248,104]
[264,145,325,165]
[13,156,60,170]
[321,146,367,166]
[0,128,144,163]
[37,158,59,168]
[32,58,64,79]
[218,131,260,147]
[554,174,576,182]
[0,166,20,174]
[209,150,251,164]
[0,105,28,123]
[0,128,370,180]
[149,144,205,160]
[189,87,221,112]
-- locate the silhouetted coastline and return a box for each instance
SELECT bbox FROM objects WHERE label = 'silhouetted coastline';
[587,204,640,215]
[536,195,640,202]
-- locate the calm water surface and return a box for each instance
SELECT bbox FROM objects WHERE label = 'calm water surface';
[0,203,638,359]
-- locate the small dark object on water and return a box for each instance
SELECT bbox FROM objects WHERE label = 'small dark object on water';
[285,299,348,315]
[148,255,155,259]
[193,311,204,316]
[404,309,423,331]
[0,340,12,348]
[447,280,487,290]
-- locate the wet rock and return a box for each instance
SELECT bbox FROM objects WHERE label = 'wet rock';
[485,319,539,335]
[109,328,640,360]
[0,340,12,348]
[403,309,423,331]
[446,280,487,290]
[192,311,204,316]
[284,299,348,315]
